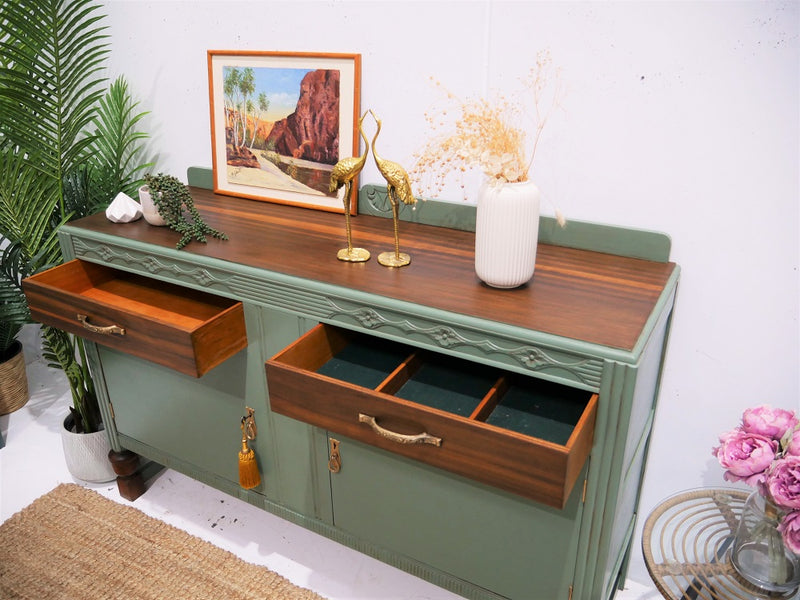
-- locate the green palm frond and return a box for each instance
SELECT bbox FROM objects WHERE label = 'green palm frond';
[0,0,110,211]
[0,148,67,267]
[0,1,151,432]
[0,0,113,432]
[0,241,31,352]
[87,76,153,206]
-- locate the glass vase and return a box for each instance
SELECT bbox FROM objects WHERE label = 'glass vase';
[730,491,800,594]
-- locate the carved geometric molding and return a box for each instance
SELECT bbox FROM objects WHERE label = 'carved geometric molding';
[72,237,603,390]
[325,301,603,390]
[73,240,234,291]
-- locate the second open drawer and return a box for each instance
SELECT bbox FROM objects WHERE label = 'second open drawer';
[265,324,597,509]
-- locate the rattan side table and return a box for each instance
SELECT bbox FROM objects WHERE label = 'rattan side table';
[642,488,799,600]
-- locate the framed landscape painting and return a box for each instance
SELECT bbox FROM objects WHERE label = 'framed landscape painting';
[207,50,361,214]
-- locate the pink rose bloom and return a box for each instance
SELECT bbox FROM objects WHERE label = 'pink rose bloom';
[712,428,778,486]
[768,455,800,510]
[785,428,800,457]
[742,405,798,440]
[778,509,800,554]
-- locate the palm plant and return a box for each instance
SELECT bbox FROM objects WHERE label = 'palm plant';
[0,151,65,361]
[0,0,152,432]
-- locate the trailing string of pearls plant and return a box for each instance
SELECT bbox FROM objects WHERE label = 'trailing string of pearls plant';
[142,173,228,250]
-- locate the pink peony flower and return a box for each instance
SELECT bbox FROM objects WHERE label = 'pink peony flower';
[712,428,779,487]
[778,509,800,554]
[768,455,800,510]
[742,405,798,440]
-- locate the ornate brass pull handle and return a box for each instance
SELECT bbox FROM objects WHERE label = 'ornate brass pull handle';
[77,314,126,336]
[358,413,442,447]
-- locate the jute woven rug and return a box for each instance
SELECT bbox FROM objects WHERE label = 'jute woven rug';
[0,483,327,600]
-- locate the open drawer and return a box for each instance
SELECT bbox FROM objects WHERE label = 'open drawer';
[266,324,597,509]
[22,259,247,377]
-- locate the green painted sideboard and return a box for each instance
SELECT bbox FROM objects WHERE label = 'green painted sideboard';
[48,169,679,600]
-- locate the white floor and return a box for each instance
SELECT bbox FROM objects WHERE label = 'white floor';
[0,326,657,600]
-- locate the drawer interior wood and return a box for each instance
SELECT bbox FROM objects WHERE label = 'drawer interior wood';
[304,328,588,445]
[45,262,235,329]
[23,259,247,377]
[268,323,597,507]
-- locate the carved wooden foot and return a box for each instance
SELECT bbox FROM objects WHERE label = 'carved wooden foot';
[108,449,147,501]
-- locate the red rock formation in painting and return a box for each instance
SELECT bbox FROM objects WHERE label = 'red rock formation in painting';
[265,69,340,165]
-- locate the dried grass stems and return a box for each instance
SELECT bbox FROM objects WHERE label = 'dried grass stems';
[410,51,565,200]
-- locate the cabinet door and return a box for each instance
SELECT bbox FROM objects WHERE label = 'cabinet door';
[99,344,251,484]
[329,436,588,600]
[98,304,323,517]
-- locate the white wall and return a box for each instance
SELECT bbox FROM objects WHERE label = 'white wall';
[103,0,800,590]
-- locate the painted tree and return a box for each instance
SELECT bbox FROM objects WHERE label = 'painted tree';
[224,67,261,150]
[223,67,242,148]
[250,92,270,147]
[238,68,254,148]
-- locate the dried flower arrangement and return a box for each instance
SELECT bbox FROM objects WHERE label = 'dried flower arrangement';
[410,50,565,199]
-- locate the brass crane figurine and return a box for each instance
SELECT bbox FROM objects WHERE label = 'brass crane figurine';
[368,109,417,267]
[329,111,370,262]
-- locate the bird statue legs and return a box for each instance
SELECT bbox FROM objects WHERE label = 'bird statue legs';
[377,187,411,267]
[337,181,370,262]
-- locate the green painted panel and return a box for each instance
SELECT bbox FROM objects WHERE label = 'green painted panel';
[99,346,249,484]
[248,305,329,519]
[187,166,214,189]
[330,436,585,600]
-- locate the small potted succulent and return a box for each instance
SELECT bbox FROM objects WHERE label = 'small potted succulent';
[141,173,228,250]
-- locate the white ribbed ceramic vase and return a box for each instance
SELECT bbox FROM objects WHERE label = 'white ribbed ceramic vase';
[474,180,541,289]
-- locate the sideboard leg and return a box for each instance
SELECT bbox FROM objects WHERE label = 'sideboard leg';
[108,449,147,501]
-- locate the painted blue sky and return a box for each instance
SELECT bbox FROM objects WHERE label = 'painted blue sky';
[224,66,312,121]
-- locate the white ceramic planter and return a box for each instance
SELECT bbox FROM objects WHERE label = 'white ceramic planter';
[61,414,116,483]
[138,185,166,226]
[474,180,541,289]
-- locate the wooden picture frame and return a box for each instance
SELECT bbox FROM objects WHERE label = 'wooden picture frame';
[207,50,361,214]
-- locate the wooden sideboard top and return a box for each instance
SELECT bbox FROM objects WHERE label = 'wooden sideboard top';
[68,188,678,352]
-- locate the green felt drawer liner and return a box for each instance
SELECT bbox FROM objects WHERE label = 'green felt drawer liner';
[485,377,591,445]
[394,353,500,417]
[315,334,413,389]
[313,331,589,444]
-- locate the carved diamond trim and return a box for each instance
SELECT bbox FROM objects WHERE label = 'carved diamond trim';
[327,302,601,387]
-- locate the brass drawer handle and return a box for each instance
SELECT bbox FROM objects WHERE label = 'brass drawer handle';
[77,314,126,336]
[358,413,442,447]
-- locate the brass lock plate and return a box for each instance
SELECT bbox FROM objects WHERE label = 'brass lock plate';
[328,438,341,473]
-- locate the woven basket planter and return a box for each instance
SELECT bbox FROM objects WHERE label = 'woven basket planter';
[0,340,29,415]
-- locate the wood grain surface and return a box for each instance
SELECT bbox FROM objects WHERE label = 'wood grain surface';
[70,188,677,351]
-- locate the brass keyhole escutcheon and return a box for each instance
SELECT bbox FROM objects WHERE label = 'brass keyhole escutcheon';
[328,438,341,473]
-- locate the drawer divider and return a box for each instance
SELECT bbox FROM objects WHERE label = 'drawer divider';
[469,375,508,422]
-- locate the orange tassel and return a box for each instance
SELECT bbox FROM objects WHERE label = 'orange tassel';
[238,436,261,490]
[238,408,261,490]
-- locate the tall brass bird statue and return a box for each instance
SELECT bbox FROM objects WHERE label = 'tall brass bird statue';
[329,111,370,262]
[368,109,417,267]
